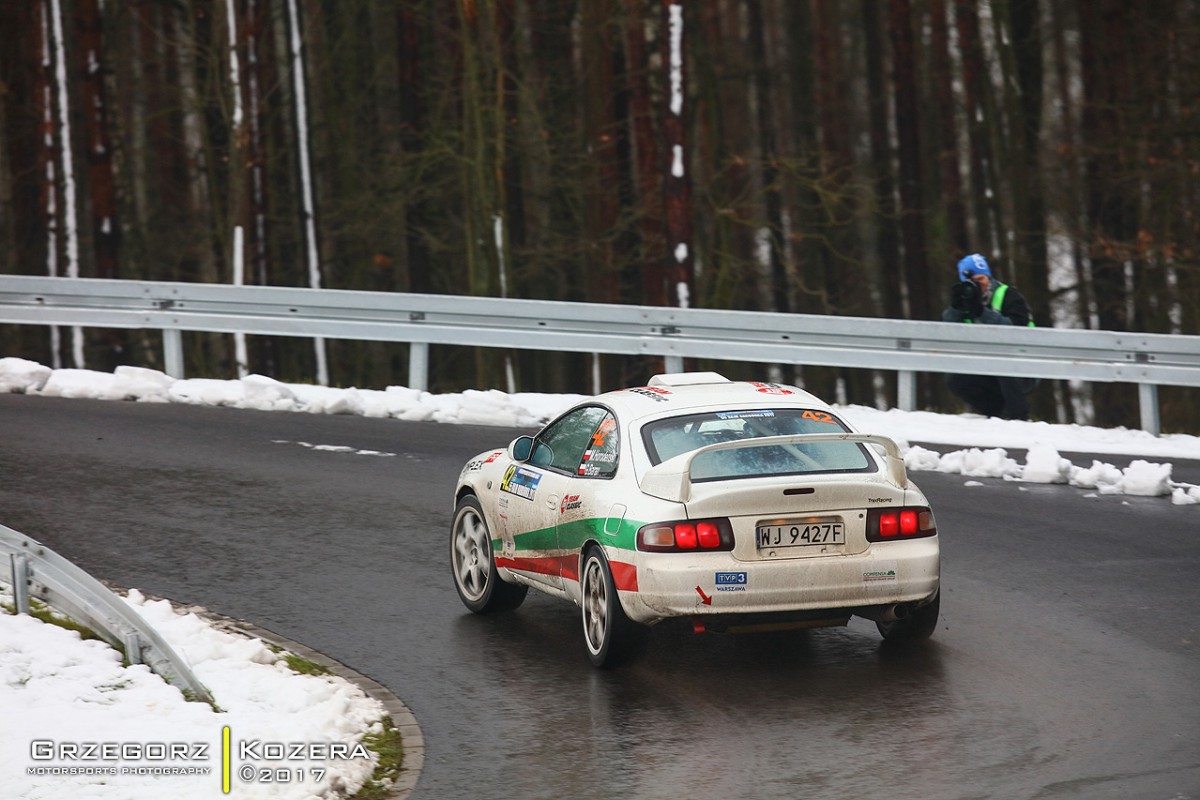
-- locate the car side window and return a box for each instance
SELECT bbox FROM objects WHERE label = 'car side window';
[578,413,618,478]
[529,406,618,478]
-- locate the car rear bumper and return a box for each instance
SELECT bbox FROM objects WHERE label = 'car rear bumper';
[616,538,940,625]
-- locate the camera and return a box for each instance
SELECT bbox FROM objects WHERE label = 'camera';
[951,280,984,316]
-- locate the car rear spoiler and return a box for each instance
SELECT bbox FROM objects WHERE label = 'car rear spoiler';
[639,433,908,503]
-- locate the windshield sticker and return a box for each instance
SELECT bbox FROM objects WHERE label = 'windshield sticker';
[500,465,542,500]
[801,410,836,424]
[583,449,617,463]
[715,410,775,420]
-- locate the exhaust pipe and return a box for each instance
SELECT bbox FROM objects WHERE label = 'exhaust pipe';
[857,603,910,623]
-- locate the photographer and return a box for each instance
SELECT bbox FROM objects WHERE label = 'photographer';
[941,253,1037,420]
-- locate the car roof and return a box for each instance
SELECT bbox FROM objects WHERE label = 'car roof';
[588,372,839,422]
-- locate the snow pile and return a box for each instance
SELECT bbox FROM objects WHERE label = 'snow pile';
[840,403,1200,461]
[899,441,1193,501]
[1021,443,1074,484]
[0,358,584,428]
[0,586,385,800]
[1,357,1196,505]
[0,357,52,393]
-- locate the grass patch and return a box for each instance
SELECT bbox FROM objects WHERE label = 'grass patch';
[349,716,405,800]
[282,652,332,676]
[2,598,117,652]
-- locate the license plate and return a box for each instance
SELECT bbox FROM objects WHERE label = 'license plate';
[756,519,844,548]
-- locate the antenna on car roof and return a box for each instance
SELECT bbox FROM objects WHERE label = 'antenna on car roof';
[647,372,731,387]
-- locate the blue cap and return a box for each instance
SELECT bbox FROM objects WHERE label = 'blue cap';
[957,253,992,281]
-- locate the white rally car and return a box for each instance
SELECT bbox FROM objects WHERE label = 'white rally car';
[450,372,940,666]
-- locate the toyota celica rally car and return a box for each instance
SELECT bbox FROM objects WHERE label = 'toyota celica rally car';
[450,372,940,667]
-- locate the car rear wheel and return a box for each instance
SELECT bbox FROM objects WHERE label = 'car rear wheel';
[451,495,527,613]
[580,547,638,667]
[876,592,939,642]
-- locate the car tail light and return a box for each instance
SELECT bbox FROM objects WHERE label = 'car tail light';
[866,507,936,542]
[637,518,734,553]
[675,523,697,549]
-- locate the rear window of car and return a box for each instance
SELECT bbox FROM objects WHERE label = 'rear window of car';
[641,408,873,481]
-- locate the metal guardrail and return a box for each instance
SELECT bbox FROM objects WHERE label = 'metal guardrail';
[1,523,216,705]
[1,275,1198,435]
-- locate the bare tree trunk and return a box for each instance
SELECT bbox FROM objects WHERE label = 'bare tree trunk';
[582,0,621,305]
[694,0,756,312]
[77,0,126,369]
[37,0,65,367]
[999,0,1048,324]
[956,0,1001,258]
[622,0,667,308]
[747,0,788,316]
[397,1,432,294]
[784,0,825,322]
[862,0,901,320]
[928,0,968,258]
[661,0,694,309]
[1079,0,1139,426]
[889,0,930,322]
[239,0,277,376]
[811,0,853,321]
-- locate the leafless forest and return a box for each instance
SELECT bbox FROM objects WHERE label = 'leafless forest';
[1,1,1197,430]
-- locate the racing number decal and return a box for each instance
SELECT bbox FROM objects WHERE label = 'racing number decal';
[580,416,619,477]
[591,417,616,448]
[801,410,835,424]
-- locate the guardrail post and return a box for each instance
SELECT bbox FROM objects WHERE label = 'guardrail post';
[10,554,30,614]
[1138,383,1161,437]
[664,355,684,373]
[123,632,143,665]
[898,370,916,411]
[1,523,215,704]
[409,342,429,392]
[163,329,184,379]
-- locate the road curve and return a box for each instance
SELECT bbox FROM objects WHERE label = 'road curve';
[1,395,1197,800]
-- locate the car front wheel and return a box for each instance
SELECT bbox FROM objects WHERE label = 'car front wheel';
[451,495,527,614]
[580,547,638,667]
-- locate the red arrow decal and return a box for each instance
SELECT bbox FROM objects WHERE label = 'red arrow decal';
[695,586,712,605]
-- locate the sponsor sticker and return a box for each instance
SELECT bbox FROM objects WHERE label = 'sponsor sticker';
[626,387,672,402]
[559,494,583,514]
[500,465,542,500]
[750,381,794,395]
[465,450,504,472]
[863,560,899,589]
[715,410,775,419]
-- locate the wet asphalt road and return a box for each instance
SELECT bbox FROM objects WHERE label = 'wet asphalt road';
[1,394,1198,800]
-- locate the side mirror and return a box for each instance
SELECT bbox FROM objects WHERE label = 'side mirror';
[508,435,534,462]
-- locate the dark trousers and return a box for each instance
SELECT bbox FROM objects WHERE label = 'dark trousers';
[946,373,1035,420]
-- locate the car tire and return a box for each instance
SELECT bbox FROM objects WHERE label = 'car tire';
[451,495,527,614]
[580,547,639,668]
[876,592,940,642]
